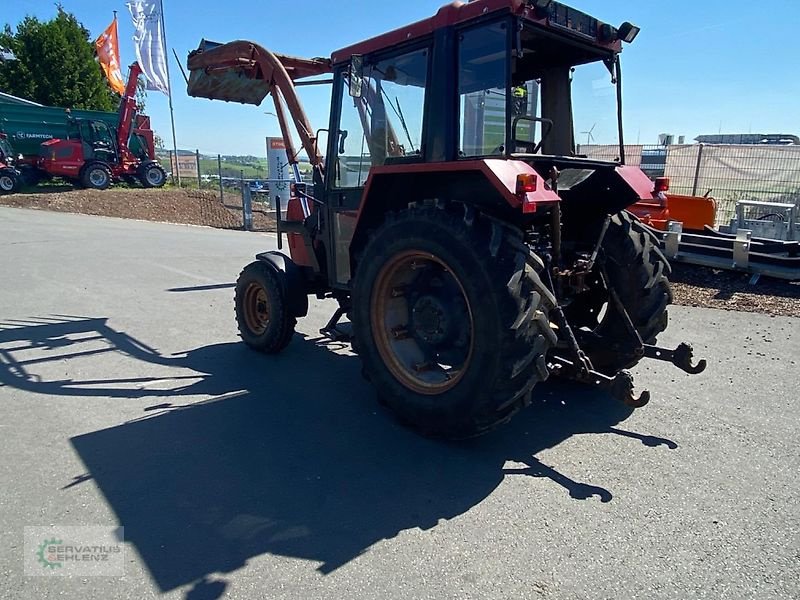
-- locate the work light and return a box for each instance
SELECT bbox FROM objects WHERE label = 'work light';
[618,22,641,43]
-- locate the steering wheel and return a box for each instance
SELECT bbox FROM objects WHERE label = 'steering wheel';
[510,116,554,154]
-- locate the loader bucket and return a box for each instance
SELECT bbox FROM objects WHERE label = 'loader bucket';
[186,39,332,106]
[186,40,270,105]
[187,67,270,106]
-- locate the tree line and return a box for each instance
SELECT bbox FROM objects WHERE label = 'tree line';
[0,8,130,112]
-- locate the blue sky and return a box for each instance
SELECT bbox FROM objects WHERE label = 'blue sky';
[3,0,799,155]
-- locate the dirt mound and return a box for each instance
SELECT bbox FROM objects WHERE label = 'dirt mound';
[0,187,263,230]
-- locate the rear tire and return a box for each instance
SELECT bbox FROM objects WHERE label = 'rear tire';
[234,261,296,353]
[352,204,557,439]
[565,210,673,374]
[0,170,18,195]
[80,163,112,190]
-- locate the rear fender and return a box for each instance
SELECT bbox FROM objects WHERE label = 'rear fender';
[350,159,559,257]
[255,251,309,318]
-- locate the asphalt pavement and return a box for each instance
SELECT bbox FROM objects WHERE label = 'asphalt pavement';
[0,207,798,600]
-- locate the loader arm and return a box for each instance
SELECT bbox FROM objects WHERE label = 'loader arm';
[186,40,332,170]
[116,62,143,165]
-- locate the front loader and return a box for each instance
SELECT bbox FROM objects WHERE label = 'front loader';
[187,0,705,439]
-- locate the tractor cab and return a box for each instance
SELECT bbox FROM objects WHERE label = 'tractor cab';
[43,117,119,171]
[66,119,120,164]
[0,133,15,166]
[333,2,634,166]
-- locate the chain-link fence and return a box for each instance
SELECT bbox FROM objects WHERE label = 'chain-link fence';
[157,146,800,230]
[578,143,800,226]
[157,150,293,231]
[158,150,304,196]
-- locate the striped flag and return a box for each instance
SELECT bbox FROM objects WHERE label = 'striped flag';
[126,0,170,95]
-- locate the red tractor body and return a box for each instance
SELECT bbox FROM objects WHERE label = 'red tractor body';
[186,0,706,439]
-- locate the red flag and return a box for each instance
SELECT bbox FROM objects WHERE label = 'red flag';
[95,17,126,95]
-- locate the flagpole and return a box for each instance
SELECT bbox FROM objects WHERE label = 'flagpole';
[158,0,181,186]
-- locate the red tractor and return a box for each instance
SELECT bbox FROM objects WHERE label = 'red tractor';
[37,62,166,190]
[187,0,705,438]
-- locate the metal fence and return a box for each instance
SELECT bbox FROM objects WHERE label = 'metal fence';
[159,151,290,209]
[577,143,800,226]
[157,150,293,231]
[157,146,800,230]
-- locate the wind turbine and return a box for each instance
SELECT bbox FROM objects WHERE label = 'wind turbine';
[581,123,597,145]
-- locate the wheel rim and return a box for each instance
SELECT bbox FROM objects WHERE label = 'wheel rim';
[243,282,270,335]
[0,175,13,191]
[89,168,108,187]
[371,250,474,395]
[146,167,164,186]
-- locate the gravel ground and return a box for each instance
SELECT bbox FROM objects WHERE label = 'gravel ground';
[1,188,796,317]
[670,264,800,318]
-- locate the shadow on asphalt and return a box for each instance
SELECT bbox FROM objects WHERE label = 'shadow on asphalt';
[0,317,677,598]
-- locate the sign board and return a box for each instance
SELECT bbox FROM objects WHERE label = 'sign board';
[266,137,291,208]
[169,153,198,179]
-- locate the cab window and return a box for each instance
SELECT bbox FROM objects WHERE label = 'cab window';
[335,48,429,188]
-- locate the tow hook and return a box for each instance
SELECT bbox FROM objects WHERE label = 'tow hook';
[550,356,651,408]
[643,343,707,374]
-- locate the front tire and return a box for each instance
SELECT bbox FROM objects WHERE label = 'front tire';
[0,170,18,195]
[80,163,112,190]
[234,261,296,353]
[352,204,557,439]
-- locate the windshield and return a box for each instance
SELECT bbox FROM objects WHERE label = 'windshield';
[336,48,429,187]
[458,19,622,158]
[571,61,620,153]
[0,137,12,158]
[509,61,620,156]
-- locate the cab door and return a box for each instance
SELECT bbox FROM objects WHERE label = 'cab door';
[324,46,431,287]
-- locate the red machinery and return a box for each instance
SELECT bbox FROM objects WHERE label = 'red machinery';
[629,177,718,232]
[37,63,166,190]
[187,1,708,439]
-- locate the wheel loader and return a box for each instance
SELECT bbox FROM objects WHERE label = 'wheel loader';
[36,63,166,190]
[186,0,706,439]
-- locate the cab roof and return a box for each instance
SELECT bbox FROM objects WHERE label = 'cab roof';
[331,0,621,65]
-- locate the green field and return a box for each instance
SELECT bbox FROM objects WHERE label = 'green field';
[199,157,267,179]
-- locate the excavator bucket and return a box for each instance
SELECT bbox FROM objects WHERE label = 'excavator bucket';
[186,39,331,106]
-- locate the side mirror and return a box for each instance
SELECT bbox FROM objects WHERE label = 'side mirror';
[349,55,363,98]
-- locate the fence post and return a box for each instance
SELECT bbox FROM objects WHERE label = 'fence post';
[168,150,175,186]
[691,143,704,196]
[241,170,253,231]
[195,149,202,189]
[217,154,223,203]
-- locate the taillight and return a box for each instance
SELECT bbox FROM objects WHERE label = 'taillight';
[654,177,670,193]
[516,173,537,195]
